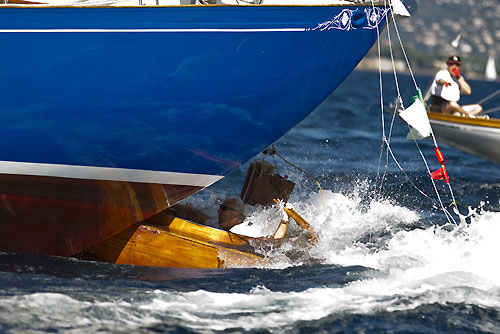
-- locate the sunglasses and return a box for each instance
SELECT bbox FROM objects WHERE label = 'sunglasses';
[219,204,239,213]
[447,61,461,67]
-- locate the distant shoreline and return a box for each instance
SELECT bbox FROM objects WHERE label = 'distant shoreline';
[356,57,495,82]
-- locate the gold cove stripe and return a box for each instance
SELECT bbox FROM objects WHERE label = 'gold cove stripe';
[428,112,500,129]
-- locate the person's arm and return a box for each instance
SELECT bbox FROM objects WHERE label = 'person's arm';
[458,76,471,95]
[449,67,471,95]
[271,206,289,239]
[435,70,451,87]
[437,79,451,87]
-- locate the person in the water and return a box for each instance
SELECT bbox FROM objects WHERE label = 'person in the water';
[164,197,290,239]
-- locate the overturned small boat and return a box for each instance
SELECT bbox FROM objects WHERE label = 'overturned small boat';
[80,213,268,268]
[79,160,315,268]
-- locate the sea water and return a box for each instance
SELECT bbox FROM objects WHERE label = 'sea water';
[1,71,499,333]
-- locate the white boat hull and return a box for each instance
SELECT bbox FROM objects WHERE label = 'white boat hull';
[428,112,500,165]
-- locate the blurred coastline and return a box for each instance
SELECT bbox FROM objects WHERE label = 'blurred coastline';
[355,56,495,81]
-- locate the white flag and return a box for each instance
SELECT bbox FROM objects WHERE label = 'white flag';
[406,127,426,140]
[399,99,432,139]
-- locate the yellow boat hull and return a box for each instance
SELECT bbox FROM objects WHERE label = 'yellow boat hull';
[82,213,267,268]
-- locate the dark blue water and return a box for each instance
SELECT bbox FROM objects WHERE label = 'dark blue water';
[1,71,499,334]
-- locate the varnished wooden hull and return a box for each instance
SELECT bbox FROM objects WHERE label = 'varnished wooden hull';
[82,214,266,268]
[0,175,203,256]
[428,112,500,165]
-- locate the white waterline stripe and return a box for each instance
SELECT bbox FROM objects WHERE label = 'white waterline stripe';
[0,160,223,186]
[0,28,306,33]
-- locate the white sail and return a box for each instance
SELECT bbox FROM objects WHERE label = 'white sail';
[485,55,497,81]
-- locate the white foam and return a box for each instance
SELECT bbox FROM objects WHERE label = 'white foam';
[129,182,500,331]
[5,205,500,334]
[129,266,500,332]
[0,292,159,329]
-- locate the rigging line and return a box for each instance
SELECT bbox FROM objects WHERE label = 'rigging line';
[263,147,280,174]
[377,0,405,192]
[272,154,280,175]
[430,132,439,148]
[385,9,404,179]
[482,106,500,114]
[382,0,400,146]
[376,138,386,192]
[373,0,386,187]
[426,129,460,217]
[377,0,402,193]
[373,1,455,225]
[372,0,391,243]
[410,133,457,225]
[427,131,459,222]
[391,2,460,219]
[475,87,500,106]
[378,97,403,195]
[372,1,387,189]
[378,98,402,194]
[400,98,459,221]
[384,135,456,224]
[383,2,458,224]
[447,182,458,208]
[382,137,432,201]
[375,5,385,137]
[375,0,448,221]
[274,152,324,200]
[386,8,403,100]
[388,8,418,91]
[378,1,404,194]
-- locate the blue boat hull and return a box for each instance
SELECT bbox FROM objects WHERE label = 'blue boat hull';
[0,5,389,255]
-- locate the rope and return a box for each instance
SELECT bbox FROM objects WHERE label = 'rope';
[377,4,405,194]
[377,98,403,195]
[409,133,457,224]
[476,87,500,106]
[393,4,459,218]
[271,154,280,174]
[274,151,324,202]
[389,6,418,90]
[395,5,459,219]
[375,1,402,194]
[384,136,456,224]
[482,106,500,115]
[374,0,387,187]
[371,0,461,224]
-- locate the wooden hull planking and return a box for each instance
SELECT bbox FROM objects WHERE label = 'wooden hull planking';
[83,214,266,268]
[0,174,203,256]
